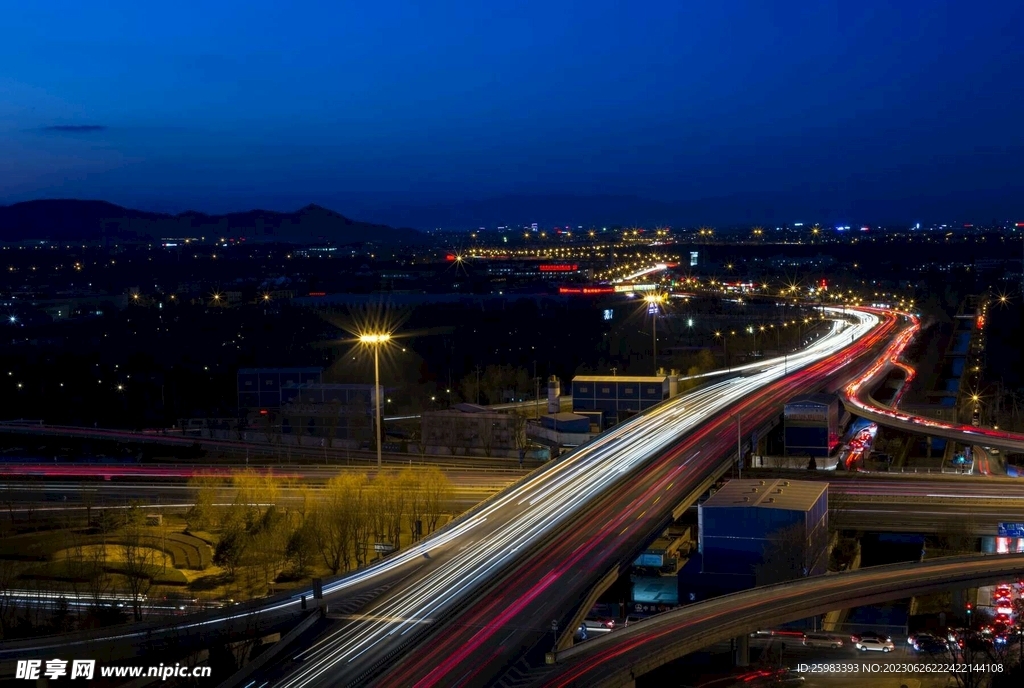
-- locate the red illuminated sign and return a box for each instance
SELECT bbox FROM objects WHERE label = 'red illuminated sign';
[540,264,579,272]
[308,291,326,297]
[445,254,456,261]
[559,286,614,295]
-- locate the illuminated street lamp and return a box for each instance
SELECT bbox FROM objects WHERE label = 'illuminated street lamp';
[645,293,667,374]
[360,332,391,468]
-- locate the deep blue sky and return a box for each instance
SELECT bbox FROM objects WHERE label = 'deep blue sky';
[2,1,1023,225]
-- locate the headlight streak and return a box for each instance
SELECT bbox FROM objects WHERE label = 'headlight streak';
[273,309,880,688]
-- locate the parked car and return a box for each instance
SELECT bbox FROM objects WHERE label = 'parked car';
[802,633,844,649]
[856,638,895,652]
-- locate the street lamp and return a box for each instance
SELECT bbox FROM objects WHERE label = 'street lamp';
[645,293,667,374]
[359,332,391,468]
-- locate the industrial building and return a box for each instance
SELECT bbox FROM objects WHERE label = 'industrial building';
[783,393,840,457]
[278,383,376,444]
[679,479,829,601]
[420,403,524,458]
[526,412,597,453]
[571,373,679,427]
[237,367,323,411]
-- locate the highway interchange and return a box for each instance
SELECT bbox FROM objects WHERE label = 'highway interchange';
[259,308,890,687]
[11,305,1018,688]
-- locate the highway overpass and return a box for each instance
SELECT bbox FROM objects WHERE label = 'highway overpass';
[535,553,1024,688]
[842,313,1024,454]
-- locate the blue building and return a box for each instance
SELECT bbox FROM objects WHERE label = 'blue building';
[571,375,671,427]
[237,367,323,412]
[679,479,829,602]
[784,393,840,458]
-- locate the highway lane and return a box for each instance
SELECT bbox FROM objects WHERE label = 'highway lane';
[375,312,896,688]
[260,309,889,688]
[535,553,1024,688]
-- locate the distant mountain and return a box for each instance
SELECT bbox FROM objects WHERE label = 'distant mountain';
[0,199,423,244]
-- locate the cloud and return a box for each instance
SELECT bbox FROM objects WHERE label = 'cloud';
[43,125,107,133]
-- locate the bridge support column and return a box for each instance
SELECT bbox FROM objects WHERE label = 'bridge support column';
[734,633,750,667]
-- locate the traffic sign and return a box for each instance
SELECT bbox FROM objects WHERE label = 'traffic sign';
[998,523,1024,538]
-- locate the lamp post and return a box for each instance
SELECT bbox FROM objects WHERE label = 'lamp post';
[360,332,391,468]
[715,331,728,371]
[645,293,667,374]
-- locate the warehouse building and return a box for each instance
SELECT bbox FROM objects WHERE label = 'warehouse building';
[571,373,678,427]
[679,479,829,601]
[783,393,840,458]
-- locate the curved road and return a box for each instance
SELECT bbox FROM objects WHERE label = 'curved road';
[842,313,1024,453]
[534,553,1024,688]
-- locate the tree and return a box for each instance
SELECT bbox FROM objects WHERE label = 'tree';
[512,411,531,465]
[186,474,221,532]
[223,469,279,532]
[479,419,496,457]
[287,521,317,576]
[422,467,453,534]
[248,506,290,593]
[310,474,359,574]
[400,468,426,542]
[120,522,155,621]
[214,528,248,578]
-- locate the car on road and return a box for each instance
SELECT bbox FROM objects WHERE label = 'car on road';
[856,638,895,652]
[802,630,843,647]
[908,631,938,647]
[851,631,892,643]
[914,638,948,654]
[802,633,844,649]
[583,618,615,634]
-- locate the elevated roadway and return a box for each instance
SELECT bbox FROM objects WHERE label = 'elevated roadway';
[264,309,894,688]
[842,314,1024,454]
[535,553,1024,688]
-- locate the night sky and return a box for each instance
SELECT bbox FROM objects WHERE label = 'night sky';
[2,1,1023,225]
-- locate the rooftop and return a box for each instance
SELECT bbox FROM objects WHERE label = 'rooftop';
[573,375,669,383]
[786,392,838,406]
[702,479,826,511]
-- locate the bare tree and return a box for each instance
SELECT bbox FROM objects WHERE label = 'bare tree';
[310,475,357,574]
[479,420,500,457]
[120,522,155,621]
[422,467,453,534]
[0,545,18,639]
[400,469,426,542]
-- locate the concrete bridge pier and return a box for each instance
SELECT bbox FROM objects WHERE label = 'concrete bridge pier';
[734,633,750,666]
